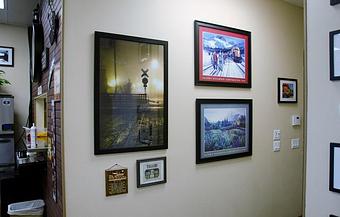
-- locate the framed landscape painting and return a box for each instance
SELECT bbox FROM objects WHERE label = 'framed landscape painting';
[196,99,252,164]
[278,78,297,103]
[330,143,340,193]
[94,31,168,154]
[194,20,251,88]
[330,29,340,80]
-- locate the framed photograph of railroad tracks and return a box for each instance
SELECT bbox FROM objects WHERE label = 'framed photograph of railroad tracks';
[194,20,251,88]
[94,31,168,155]
[330,29,340,80]
[137,157,167,188]
[196,99,252,164]
[330,143,340,193]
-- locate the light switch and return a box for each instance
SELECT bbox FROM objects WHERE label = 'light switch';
[291,138,300,149]
[273,129,281,141]
[273,141,281,152]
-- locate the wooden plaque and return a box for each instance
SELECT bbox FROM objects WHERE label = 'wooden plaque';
[105,165,128,196]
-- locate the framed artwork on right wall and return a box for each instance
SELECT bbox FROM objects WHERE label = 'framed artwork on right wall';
[330,29,340,80]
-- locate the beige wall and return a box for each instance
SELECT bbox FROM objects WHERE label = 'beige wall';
[306,1,340,216]
[63,0,304,216]
[0,24,30,140]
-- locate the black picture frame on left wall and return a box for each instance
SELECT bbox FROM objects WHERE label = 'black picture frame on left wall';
[94,31,168,155]
[0,46,14,67]
[331,0,340,5]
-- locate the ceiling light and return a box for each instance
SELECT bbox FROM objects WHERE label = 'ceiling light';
[0,0,4,10]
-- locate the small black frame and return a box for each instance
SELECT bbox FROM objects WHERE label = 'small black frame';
[136,157,167,188]
[196,99,253,164]
[330,30,340,80]
[94,31,168,155]
[194,20,252,88]
[277,78,298,103]
[330,143,340,193]
[331,0,340,5]
[0,46,14,67]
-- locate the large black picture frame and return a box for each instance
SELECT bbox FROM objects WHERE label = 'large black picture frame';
[330,0,340,6]
[330,143,340,193]
[194,20,252,88]
[196,99,253,164]
[330,29,340,80]
[94,31,168,155]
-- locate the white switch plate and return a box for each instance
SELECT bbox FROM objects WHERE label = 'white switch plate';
[273,129,281,141]
[273,141,281,152]
[291,138,300,149]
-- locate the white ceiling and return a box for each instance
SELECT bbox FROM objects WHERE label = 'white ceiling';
[284,0,304,7]
[0,0,39,26]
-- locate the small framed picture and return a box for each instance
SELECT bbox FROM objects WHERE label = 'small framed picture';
[330,0,340,5]
[330,30,340,80]
[196,99,252,164]
[136,157,167,188]
[330,143,340,193]
[194,20,251,88]
[0,46,14,67]
[278,78,297,103]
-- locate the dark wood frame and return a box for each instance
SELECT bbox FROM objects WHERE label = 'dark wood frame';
[330,143,340,193]
[330,30,340,80]
[331,0,340,5]
[196,99,253,164]
[136,157,167,188]
[277,78,298,103]
[94,31,168,155]
[194,20,251,88]
[0,46,14,67]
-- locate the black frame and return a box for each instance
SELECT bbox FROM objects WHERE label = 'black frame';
[94,31,168,155]
[194,20,252,88]
[277,78,298,103]
[136,157,167,188]
[331,0,340,5]
[330,30,340,80]
[330,143,340,193]
[0,46,14,67]
[196,99,253,164]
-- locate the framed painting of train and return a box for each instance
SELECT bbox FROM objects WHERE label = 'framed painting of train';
[194,20,251,88]
[94,31,168,155]
[330,29,340,80]
[196,99,252,164]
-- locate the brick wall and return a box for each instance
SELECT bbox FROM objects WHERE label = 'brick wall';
[31,0,63,216]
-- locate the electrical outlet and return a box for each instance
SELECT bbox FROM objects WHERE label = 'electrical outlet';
[291,138,300,149]
[273,141,281,152]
